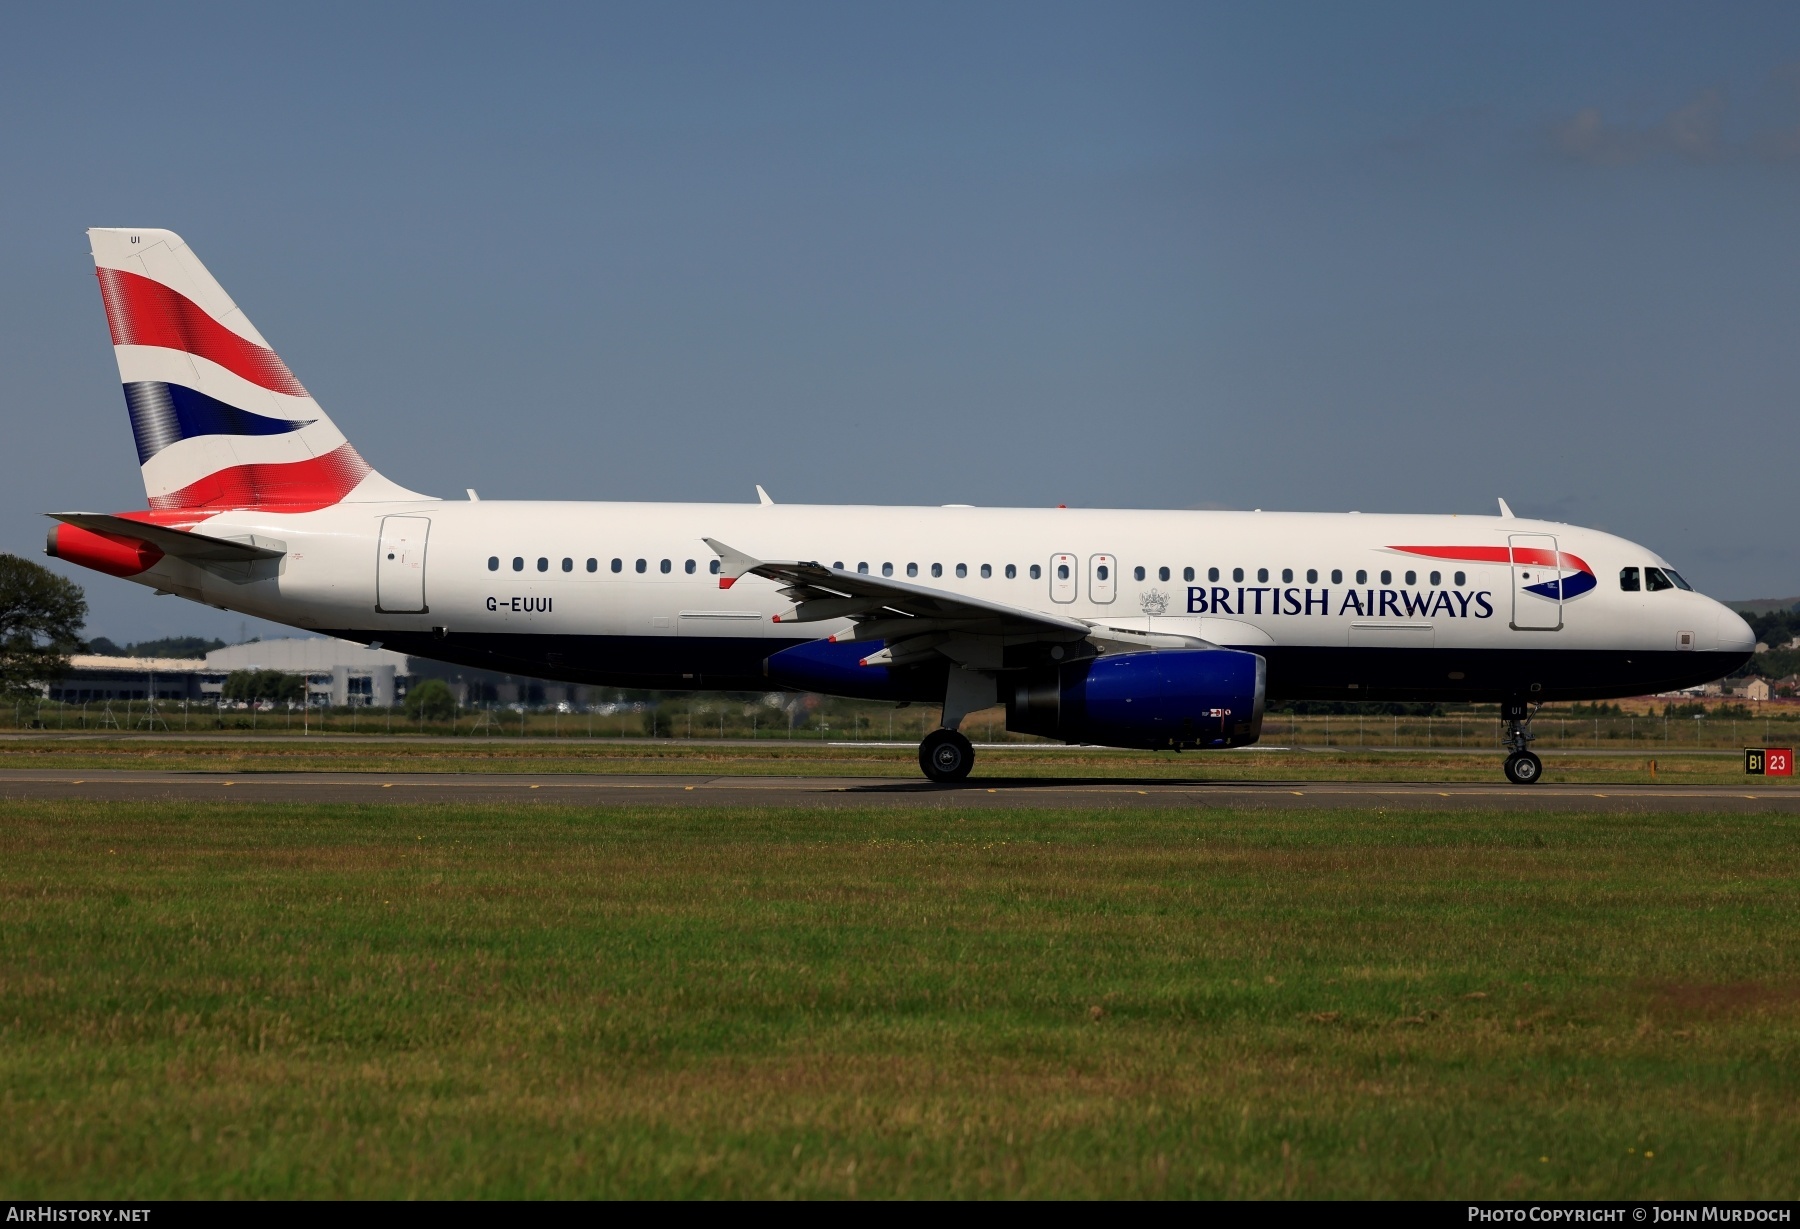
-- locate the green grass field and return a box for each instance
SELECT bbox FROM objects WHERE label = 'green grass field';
[2,733,1795,785]
[2,798,1796,1198]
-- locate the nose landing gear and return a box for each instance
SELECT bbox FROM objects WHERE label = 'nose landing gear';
[1501,700,1543,785]
[920,728,975,783]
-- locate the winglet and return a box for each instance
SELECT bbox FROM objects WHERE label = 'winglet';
[755,485,774,506]
[1497,497,1515,518]
[703,537,761,590]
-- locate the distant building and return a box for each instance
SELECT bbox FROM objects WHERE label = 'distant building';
[46,637,415,707]
[45,637,614,710]
[1735,676,1773,702]
[205,638,411,706]
[48,656,209,704]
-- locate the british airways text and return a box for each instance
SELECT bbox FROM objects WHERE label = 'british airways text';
[1187,587,1495,619]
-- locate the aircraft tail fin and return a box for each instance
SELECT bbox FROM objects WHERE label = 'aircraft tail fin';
[87,228,427,512]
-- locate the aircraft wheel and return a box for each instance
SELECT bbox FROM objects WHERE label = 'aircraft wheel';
[1503,750,1543,785]
[920,729,975,783]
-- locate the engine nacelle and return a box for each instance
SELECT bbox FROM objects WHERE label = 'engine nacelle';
[1006,648,1265,749]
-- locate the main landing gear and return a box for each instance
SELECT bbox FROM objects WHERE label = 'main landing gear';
[1501,699,1543,785]
[920,728,975,783]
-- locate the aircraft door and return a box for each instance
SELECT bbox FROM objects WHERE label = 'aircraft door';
[1049,554,1077,603]
[376,516,430,613]
[1509,533,1562,631]
[1089,554,1117,604]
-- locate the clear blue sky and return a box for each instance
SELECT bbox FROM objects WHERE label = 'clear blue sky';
[4,1,1798,642]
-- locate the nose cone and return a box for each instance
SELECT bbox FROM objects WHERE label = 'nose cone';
[1716,603,1756,654]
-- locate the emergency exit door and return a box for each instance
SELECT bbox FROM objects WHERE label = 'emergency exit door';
[1049,553,1077,603]
[1089,554,1117,603]
[376,516,430,613]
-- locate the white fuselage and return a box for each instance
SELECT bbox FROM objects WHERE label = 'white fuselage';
[106,499,1753,702]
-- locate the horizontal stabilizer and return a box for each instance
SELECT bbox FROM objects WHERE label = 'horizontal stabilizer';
[47,513,284,562]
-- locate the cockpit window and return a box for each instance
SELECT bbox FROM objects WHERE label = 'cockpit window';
[1619,566,1640,592]
[1667,570,1693,591]
[1644,566,1674,592]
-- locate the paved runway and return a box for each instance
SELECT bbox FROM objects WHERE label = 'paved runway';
[0,769,1795,811]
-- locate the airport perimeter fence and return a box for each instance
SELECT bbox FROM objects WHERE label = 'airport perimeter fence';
[7,694,1800,751]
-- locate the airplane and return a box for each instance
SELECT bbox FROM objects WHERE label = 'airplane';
[45,228,1756,784]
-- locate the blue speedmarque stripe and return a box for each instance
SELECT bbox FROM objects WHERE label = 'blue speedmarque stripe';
[122,381,315,464]
[1524,570,1598,601]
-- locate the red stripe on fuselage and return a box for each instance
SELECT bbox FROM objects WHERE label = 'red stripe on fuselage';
[96,267,308,397]
[147,442,371,512]
[1390,544,1593,575]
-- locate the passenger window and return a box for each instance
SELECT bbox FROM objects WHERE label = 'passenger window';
[1281,568,1293,584]
[1644,567,1673,592]
[906,562,918,577]
[1056,563,1070,580]
[1403,570,1415,586]
[1183,567,1194,582]
[1208,567,1220,582]
[857,562,869,574]
[710,560,720,574]
[562,557,573,572]
[1453,571,1465,587]
[1380,570,1392,585]
[1619,567,1640,591]
[537,557,549,572]
[882,563,894,577]
[1306,569,1317,584]
[1331,569,1343,584]
[612,558,622,573]
[660,559,672,574]
[1159,566,1171,582]
[1132,566,1145,581]
[833,562,844,570]
[587,558,597,573]
[513,557,524,572]
[1355,570,1367,584]
[980,564,992,579]
[955,563,967,578]
[1258,568,1269,583]
[685,559,696,574]
[931,563,943,578]
[1429,571,1440,586]
[487,556,499,571]
[1030,564,1041,580]
[1005,564,1017,579]
[1233,568,1244,583]
[635,559,647,573]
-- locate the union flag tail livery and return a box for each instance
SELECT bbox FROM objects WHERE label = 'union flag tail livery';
[48,227,1756,786]
[88,228,424,511]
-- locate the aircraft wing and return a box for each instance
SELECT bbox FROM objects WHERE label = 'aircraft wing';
[704,537,1197,669]
[48,513,285,563]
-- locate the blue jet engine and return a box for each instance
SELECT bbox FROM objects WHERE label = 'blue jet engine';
[1005,648,1265,749]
